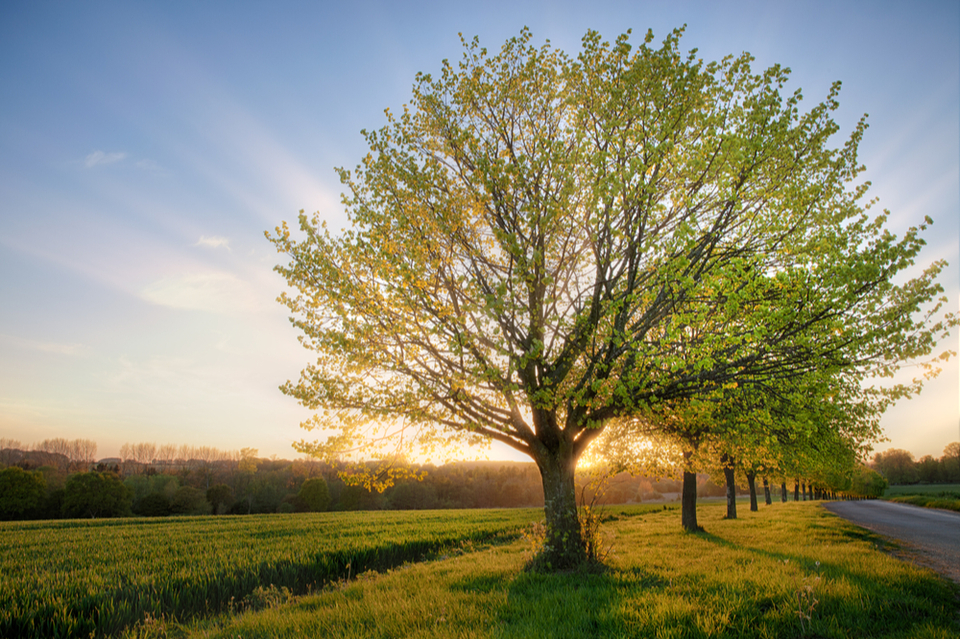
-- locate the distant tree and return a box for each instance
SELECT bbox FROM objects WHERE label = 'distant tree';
[36,438,73,471]
[248,471,287,513]
[69,439,97,470]
[206,483,235,515]
[0,466,46,520]
[386,480,438,510]
[298,477,331,512]
[124,474,179,504]
[238,448,259,475]
[36,465,67,518]
[33,438,97,471]
[850,465,888,498]
[155,443,179,472]
[120,441,160,475]
[62,471,132,518]
[0,438,23,466]
[335,483,384,511]
[916,455,941,484]
[43,488,65,519]
[941,442,960,483]
[169,486,211,516]
[873,449,918,484]
[134,493,172,517]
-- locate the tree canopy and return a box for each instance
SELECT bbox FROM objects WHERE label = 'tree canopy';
[0,467,46,520]
[62,472,132,519]
[269,27,955,568]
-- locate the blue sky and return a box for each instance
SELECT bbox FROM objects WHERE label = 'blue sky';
[1,0,957,462]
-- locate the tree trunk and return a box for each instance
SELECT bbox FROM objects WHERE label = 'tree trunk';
[681,450,700,532]
[723,460,737,520]
[763,477,772,505]
[746,471,758,512]
[801,482,807,501]
[534,447,586,570]
[794,480,800,501]
[780,482,787,503]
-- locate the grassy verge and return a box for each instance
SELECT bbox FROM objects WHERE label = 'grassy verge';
[174,502,959,639]
[884,484,960,512]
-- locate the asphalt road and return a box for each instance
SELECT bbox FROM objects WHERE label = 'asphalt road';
[823,500,960,583]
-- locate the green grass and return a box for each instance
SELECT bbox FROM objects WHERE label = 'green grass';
[176,502,959,639]
[884,484,960,496]
[884,484,960,512]
[4,503,958,638]
[0,509,536,637]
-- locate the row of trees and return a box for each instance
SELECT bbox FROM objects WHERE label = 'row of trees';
[0,448,328,521]
[0,439,557,520]
[2,434,877,522]
[268,27,956,567]
[871,443,960,485]
[0,438,97,470]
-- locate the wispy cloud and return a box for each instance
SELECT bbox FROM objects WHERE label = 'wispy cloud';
[0,334,89,356]
[134,158,166,174]
[84,150,127,168]
[196,235,231,250]
[140,271,264,314]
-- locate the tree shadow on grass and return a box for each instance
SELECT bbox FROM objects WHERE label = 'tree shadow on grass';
[466,521,959,639]
[690,526,960,638]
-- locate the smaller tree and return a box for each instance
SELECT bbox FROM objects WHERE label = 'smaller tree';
[873,449,917,485]
[134,493,172,517]
[62,471,132,519]
[941,442,960,483]
[916,455,941,484]
[298,477,331,512]
[206,483,235,515]
[0,467,46,520]
[850,465,888,498]
[170,486,212,515]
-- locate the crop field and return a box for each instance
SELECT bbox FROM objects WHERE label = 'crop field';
[3,502,958,638]
[0,508,538,637]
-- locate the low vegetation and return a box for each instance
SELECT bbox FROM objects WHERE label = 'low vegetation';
[3,502,957,638]
[884,484,960,513]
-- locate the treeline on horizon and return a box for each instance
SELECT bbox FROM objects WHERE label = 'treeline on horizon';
[0,437,714,521]
[0,437,957,523]
[871,443,960,485]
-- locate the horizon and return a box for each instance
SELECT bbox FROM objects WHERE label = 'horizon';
[1,0,957,462]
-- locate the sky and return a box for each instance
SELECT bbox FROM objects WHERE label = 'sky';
[0,0,957,463]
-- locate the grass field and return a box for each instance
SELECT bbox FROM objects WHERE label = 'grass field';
[3,502,958,638]
[0,508,536,637]
[884,484,960,512]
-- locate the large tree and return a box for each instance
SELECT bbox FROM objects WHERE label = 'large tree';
[269,28,954,568]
